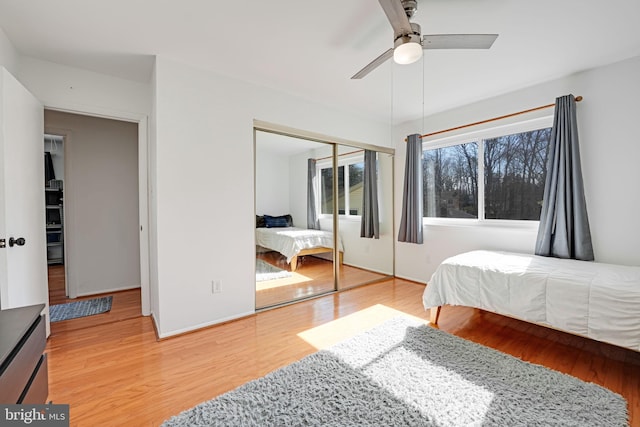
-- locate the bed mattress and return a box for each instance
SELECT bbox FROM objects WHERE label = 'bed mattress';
[423,250,640,351]
[255,227,341,263]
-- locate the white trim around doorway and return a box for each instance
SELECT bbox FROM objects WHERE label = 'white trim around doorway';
[44,102,151,316]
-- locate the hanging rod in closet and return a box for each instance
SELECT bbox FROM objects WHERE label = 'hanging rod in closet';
[406,95,583,141]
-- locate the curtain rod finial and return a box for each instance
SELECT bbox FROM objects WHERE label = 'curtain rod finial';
[575,95,583,102]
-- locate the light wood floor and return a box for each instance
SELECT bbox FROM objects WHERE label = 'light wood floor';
[47,265,142,334]
[255,252,390,308]
[45,277,640,426]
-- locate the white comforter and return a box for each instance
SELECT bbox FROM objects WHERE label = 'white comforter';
[255,227,342,263]
[423,250,640,352]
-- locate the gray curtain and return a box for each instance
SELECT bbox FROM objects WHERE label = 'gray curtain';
[360,150,379,239]
[398,134,423,244]
[535,94,594,260]
[307,158,320,229]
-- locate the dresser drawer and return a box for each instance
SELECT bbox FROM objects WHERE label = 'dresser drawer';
[19,354,48,404]
[0,315,46,403]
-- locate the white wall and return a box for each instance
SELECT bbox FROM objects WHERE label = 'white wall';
[149,64,160,329]
[394,55,640,283]
[255,144,291,216]
[45,110,141,296]
[0,27,17,76]
[152,56,390,337]
[18,56,150,117]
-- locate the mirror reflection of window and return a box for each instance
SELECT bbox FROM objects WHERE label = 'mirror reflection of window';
[320,167,333,215]
[319,152,364,218]
[348,162,364,216]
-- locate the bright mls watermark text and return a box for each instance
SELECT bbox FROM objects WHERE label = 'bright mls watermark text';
[1,404,69,426]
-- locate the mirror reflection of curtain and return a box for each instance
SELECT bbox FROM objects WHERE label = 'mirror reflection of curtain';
[360,150,379,239]
[307,158,320,230]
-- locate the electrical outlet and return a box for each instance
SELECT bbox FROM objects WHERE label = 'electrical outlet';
[211,280,222,294]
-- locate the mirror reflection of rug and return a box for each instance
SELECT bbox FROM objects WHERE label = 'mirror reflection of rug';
[49,296,113,322]
[256,259,292,282]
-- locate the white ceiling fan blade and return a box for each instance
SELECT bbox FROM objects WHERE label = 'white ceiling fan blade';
[351,48,394,79]
[422,34,499,50]
[378,0,413,38]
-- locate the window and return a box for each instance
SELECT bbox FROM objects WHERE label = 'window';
[319,154,364,216]
[423,118,552,221]
[424,142,478,218]
[484,128,551,220]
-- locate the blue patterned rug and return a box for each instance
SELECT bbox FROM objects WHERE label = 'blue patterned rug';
[50,296,113,322]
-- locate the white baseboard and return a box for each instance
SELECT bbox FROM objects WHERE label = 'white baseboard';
[157,310,255,339]
[75,284,141,298]
[393,274,426,285]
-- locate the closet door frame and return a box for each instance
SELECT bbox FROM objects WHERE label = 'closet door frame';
[253,120,395,293]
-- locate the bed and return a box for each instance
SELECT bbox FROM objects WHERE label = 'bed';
[255,226,343,271]
[423,250,640,352]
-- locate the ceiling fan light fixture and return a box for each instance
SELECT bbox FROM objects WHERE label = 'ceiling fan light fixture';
[393,33,422,65]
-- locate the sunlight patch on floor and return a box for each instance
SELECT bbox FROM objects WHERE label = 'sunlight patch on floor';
[255,272,313,291]
[297,304,428,350]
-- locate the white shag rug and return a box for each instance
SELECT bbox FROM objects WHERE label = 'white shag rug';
[255,259,292,282]
[163,316,628,426]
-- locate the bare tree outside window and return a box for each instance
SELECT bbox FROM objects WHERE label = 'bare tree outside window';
[422,126,552,221]
[485,128,551,220]
[423,142,478,218]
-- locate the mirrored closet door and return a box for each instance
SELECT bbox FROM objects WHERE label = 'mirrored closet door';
[254,129,394,310]
[255,132,337,309]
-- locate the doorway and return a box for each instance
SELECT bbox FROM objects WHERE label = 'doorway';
[44,110,143,323]
[44,134,66,302]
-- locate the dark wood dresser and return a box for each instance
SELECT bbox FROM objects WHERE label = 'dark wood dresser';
[0,303,48,403]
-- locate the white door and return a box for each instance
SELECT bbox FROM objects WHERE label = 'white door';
[0,68,48,324]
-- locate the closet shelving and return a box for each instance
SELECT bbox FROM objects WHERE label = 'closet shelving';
[45,135,64,265]
[45,187,64,264]
[45,186,64,264]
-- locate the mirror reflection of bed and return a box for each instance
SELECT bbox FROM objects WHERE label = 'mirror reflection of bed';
[254,129,394,309]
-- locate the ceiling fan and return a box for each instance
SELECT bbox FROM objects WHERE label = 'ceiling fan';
[351,0,498,79]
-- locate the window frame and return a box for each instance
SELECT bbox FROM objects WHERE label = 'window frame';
[317,152,365,220]
[421,116,553,228]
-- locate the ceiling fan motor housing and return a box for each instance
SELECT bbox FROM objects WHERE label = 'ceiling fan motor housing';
[402,0,418,19]
[394,31,421,49]
[394,22,422,45]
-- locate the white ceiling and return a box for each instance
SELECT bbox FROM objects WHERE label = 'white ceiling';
[1,0,639,124]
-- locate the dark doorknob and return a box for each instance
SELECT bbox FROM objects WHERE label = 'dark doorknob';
[9,237,25,247]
